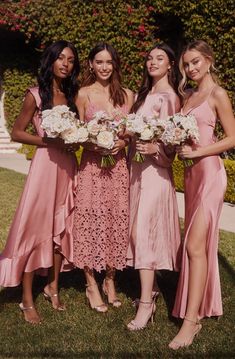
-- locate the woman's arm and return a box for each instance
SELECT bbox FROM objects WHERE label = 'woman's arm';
[11,91,64,148]
[179,87,235,159]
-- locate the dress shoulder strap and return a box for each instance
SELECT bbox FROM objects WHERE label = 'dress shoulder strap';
[206,85,217,100]
[27,87,41,109]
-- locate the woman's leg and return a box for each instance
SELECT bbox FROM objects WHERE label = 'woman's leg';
[44,250,64,309]
[84,267,108,312]
[169,207,206,349]
[127,269,156,329]
[102,266,121,305]
[21,271,41,323]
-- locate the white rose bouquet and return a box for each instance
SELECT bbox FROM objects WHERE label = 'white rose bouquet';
[41,105,87,144]
[160,113,200,166]
[87,110,125,168]
[126,113,166,162]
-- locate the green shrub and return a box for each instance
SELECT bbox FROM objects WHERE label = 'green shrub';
[173,158,235,204]
[1,0,234,159]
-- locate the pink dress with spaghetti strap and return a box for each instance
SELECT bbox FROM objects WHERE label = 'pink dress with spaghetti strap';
[73,103,129,271]
[126,91,181,270]
[172,91,227,319]
[0,87,78,287]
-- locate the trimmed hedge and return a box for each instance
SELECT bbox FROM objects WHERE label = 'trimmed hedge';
[0,0,234,158]
[22,145,235,204]
[173,158,235,204]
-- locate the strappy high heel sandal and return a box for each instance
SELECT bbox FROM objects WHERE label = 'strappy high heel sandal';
[132,290,160,308]
[85,283,108,313]
[127,299,156,331]
[19,302,41,324]
[43,289,66,311]
[169,317,202,350]
[102,279,122,308]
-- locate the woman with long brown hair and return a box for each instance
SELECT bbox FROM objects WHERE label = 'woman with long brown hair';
[169,40,235,349]
[73,42,133,312]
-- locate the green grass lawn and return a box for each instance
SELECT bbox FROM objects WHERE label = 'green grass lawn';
[0,167,234,359]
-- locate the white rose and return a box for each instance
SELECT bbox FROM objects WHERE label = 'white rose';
[140,127,155,141]
[76,127,89,143]
[61,126,79,144]
[87,119,101,136]
[96,130,115,149]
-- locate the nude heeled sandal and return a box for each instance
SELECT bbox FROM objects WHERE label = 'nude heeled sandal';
[19,302,41,324]
[85,283,108,313]
[168,317,202,350]
[127,299,156,331]
[43,289,66,311]
[102,279,122,308]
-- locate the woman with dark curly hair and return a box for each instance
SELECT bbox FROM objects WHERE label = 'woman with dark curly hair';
[0,40,80,324]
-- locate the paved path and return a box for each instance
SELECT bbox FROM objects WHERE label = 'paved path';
[0,153,235,233]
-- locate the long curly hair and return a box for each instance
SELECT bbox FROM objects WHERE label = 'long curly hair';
[82,42,126,107]
[178,40,218,97]
[38,40,80,113]
[132,43,178,113]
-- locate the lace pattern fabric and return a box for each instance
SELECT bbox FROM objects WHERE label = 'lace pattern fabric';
[73,105,129,271]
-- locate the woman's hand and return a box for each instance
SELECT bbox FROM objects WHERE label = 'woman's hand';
[176,144,199,159]
[110,139,126,155]
[136,141,159,155]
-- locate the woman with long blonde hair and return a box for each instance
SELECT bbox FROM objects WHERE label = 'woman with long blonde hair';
[169,40,235,349]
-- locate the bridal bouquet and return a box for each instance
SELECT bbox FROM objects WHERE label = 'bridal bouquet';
[161,113,200,166]
[41,105,89,144]
[87,110,125,167]
[126,113,166,162]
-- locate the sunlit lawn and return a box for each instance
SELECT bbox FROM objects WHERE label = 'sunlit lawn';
[0,167,234,359]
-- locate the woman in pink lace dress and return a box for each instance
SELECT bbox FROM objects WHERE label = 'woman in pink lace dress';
[73,42,133,312]
[169,40,235,350]
[126,43,181,330]
[0,40,80,324]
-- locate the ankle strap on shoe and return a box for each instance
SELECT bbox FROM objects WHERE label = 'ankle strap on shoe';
[184,317,200,325]
[139,300,153,305]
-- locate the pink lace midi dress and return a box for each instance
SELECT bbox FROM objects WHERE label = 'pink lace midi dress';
[172,96,227,319]
[0,87,78,286]
[73,104,129,271]
[126,91,181,271]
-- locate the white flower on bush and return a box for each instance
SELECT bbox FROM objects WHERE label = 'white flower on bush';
[96,130,115,149]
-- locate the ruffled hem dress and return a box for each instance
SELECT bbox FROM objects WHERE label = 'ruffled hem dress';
[0,87,78,287]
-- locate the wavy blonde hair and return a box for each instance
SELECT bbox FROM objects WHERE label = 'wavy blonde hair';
[178,40,218,97]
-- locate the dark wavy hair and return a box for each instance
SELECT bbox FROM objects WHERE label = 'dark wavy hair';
[132,43,178,113]
[82,42,126,107]
[38,40,80,113]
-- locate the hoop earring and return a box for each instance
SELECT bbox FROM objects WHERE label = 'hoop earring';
[89,67,94,73]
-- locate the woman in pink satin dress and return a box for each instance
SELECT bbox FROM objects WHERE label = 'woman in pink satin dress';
[126,43,181,330]
[73,42,133,312]
[169,40,235,350]
[0,40,80,324]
